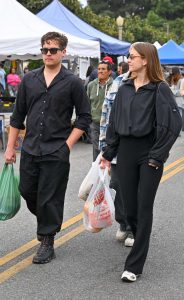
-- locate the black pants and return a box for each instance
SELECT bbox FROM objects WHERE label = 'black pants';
[117,134,163,275]
[19,144,70,236]
[110,164,131,232]
[90,122,100,161]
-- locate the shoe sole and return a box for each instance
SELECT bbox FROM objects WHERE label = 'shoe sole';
[32,253,56,264]
[122,277,136,282]
[124,243,134,247]
[121,274,141,283]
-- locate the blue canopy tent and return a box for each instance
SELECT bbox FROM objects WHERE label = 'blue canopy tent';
[37,0,130,55]
[180,42,184,48]
[158,40,184,64]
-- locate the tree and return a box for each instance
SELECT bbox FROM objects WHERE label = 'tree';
[17,0,184,44]
[88,0,156,18]
[155,0,184,20]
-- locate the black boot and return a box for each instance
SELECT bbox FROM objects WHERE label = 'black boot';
[33,235,55,264]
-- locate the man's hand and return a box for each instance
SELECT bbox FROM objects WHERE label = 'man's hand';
[4,147,16,164]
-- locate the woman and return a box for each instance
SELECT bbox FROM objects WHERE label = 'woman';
[169,67,184,130]
[7,67,21,97]
[100,42,182,282]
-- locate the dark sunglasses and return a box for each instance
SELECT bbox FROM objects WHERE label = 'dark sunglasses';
[40,48,63,55]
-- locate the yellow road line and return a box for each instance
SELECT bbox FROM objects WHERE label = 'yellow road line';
[0,157,184,284]
[0,225,84,285]
[163,156,184,172]
[161,163,184,183]
[0,212,83,266]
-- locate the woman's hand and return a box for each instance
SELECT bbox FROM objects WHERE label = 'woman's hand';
[99,156,111,171]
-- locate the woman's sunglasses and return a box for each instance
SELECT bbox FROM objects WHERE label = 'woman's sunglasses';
[40,48,63,55]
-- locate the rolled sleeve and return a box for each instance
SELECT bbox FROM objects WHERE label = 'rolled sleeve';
[72,78,91,132]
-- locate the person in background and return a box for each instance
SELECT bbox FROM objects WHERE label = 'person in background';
[84,65,94,90]
[100,42,181,282]
[89,56,116,83]
[23,66,29,74]
[5,31,91,265]
[117,61,129,76]
[99,67,134,247]
[169,67,184,131]
[0,62,6,96]
[7,67,21,97]
[87,60,113,161]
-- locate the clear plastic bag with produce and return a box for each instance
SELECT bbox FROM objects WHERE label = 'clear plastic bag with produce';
[78,153,102,201]
[83,166,115,232]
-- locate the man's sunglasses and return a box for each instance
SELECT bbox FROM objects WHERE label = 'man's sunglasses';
[40,48,63,55]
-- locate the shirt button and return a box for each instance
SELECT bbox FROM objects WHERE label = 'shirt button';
[40,133,42,136]
[41,112,44,114]
[43,101,46,103]
[40,123,43,125]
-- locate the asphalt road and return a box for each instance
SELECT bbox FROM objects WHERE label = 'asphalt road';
[0,133,184,300]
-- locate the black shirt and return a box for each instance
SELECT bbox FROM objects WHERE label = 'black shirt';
[10,66,91,156]
[103,80,182,163]
[113,79,156,137]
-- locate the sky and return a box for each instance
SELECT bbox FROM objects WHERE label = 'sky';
[79,0,88,7]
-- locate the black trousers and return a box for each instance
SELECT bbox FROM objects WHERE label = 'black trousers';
[90,122,100,161]
[19,144,70,236]
[110,164,131,232]
[117,133,163,275]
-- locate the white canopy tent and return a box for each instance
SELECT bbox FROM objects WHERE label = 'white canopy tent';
[153,41,162,49]
[0,0,100,60]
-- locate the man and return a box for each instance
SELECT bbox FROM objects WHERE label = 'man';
[99,70,134,247]
[87,60,113,161]
[88,56,116,83]
[5,32,91,264]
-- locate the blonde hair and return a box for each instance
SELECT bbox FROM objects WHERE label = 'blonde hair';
[131,42,164,82]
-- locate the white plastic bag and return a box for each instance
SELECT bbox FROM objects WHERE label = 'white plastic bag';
[78,153,102,201]
[83,166,116,232]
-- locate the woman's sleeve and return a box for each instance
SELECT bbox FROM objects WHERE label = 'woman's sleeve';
[148,82,182,165]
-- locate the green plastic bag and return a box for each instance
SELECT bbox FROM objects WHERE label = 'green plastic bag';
[0,164,21,221]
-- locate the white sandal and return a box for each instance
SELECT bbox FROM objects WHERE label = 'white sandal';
[121,270,138,282]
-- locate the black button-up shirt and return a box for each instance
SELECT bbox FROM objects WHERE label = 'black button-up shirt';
[10,65,91,156]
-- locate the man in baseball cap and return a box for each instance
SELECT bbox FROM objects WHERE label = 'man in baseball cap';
[103,56,114,64]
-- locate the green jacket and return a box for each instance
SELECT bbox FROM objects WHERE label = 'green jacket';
[87,77,113,124]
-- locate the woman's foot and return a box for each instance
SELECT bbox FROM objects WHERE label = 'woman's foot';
[121,270,140,282]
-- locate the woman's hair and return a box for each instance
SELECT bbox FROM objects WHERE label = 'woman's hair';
[131,42,164,82]
[170,67,182,85]
[86,65,94,77]
[10,67,16,73]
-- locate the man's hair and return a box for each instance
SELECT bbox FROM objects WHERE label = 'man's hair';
[98,61,112,71]
[41,32,68,50]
